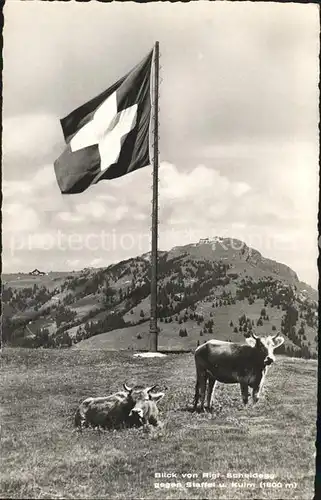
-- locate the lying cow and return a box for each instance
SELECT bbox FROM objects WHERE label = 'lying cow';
[74,391,127,430]
[193,332,284,412]
[75,383,164,431]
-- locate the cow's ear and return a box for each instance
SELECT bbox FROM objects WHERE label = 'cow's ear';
[245,337,256,347]
[273,336,284,349]
[149,392,165,402]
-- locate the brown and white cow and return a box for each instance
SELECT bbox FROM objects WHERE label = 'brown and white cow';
[75,384,164,431]
[193,332,284,412]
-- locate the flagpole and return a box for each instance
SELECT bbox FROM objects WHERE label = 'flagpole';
[149,41,159,352]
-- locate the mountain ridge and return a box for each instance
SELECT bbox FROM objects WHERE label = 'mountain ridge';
[2,237,318,357]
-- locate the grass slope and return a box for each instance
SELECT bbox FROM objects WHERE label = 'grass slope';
[73,298,300,352]
[2,272,74,291]
[1,348,316,499]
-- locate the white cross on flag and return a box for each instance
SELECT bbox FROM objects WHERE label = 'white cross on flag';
[54,49,154,194]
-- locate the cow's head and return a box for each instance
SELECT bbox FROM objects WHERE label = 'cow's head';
[123,383,164,422]
[245,332,284,366]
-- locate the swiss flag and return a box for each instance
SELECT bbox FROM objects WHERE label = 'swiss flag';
[54,49,153,194]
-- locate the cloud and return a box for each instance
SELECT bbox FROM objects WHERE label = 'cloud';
[96,194,118,203]
[66,259,81,269]
[33,164,57,188]
[133,213,148,221]
[2,203,41,233]
[3,164,58,199]
[2,180,32,198]
[159,162,251,201]
[231,182,251,198]
[1,156,317,287]
[74,201,130,223]
[1,255,23,271]
[157,162,252,226]
[75,202,107,219]
[57,212,85,223]
[90,258,104,267]
[2,164,65,235]
[2,114,63,174]
[1,2,318,287]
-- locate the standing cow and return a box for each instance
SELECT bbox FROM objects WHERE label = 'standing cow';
[75,383,165,431]
[193,332,284,412]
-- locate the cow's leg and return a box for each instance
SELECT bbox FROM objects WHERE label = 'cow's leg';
[194,365,207,412]
[240,383,249,406]
[252,375,265,404]
[83,415,89,429]
[199,372,208,412]
[206,377,216,411]
[193,366,205,411]
[193,378,200,412]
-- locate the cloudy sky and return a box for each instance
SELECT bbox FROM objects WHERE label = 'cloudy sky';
[2,2,319,288]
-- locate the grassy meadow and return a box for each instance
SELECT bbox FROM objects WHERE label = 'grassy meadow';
[0,348,317,499]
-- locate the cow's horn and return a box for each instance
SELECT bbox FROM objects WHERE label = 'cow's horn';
[146,384,157,393]
[272,333,280,340]
[251,332,258,340]
[123,383,132,392]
